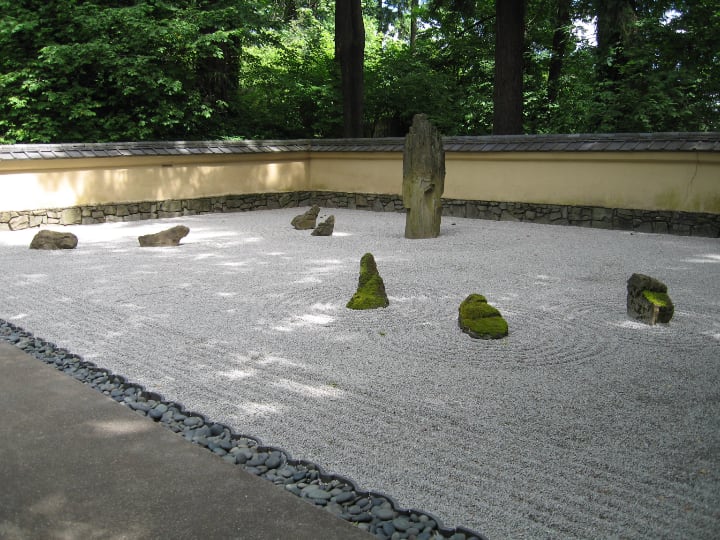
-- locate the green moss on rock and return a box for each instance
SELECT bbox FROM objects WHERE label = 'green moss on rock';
[642,290,671,308]
[347,253,389,310]
[458,294,508,339]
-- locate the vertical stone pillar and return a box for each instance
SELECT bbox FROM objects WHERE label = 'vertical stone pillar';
[402,114,445,239]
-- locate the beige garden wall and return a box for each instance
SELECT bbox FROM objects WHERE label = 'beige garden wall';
[444,152,720,214]
[1,148,719,215]
[0,153,309,213]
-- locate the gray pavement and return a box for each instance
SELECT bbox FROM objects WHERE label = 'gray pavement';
[0,341,372,540]
[1,208,719,539]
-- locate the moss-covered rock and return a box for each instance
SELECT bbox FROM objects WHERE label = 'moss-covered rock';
[346,253,389,310]
[458,294,508,339]
[627,273,674,324]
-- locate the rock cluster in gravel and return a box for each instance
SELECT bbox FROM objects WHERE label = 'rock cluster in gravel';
[0,318,483,540]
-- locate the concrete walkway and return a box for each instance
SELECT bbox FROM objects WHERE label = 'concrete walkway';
[0,341,372,540]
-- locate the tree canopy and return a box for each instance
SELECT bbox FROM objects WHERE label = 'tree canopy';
[0,0,717,143]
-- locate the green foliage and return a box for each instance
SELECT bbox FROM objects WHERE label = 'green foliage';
[0,0,252,142]
[0,0,717,142]
[237,8,341,138]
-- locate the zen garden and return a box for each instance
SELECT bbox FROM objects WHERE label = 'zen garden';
[0,2,718,540]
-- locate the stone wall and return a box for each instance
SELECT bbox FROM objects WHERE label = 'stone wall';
[1,191,718,237]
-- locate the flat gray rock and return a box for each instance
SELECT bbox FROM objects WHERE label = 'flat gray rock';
[29,230,78,250]
[138,225,189,247]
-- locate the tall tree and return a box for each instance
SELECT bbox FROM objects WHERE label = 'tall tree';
[493,0,525,134]
[590,0,636,130]
[335,0,365,137]
[409,0,419,47]
[547,0,572,105]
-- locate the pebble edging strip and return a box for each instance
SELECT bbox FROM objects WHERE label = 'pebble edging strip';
[0,319,485,540]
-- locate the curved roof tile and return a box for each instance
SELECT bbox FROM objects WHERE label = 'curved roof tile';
[1,133,718,161]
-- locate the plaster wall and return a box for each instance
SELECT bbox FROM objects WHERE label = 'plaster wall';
[1,150,718,215]
[0,154,308,212]
[307,153,401,195]
[444,152,720,214]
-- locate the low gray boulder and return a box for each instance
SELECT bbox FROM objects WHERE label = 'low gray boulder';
[291,205,320,230]
[311,215,335,236]
[29,230,78,250]
[138,225,190,247]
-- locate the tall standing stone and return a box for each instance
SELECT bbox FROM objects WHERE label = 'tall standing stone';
[402,114,445,239]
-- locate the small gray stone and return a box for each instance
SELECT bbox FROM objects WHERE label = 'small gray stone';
[303,487,332,500]
[208,423,225,437]
[265,454,282,469]
[392,516,412,531]
[246,453,268,467]
[183,416,203,427]
[153,403,168,414]
[373,507,395,520]
[334,491,355,504]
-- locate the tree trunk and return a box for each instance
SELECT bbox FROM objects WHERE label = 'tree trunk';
[410,0,418,49]
[493,0,525,134]
[595,0,636,83]
[283,0,297,22]
[592,0,637,130]
[377,0,386,34]
[547,0,571,104]
[335,0,365,138]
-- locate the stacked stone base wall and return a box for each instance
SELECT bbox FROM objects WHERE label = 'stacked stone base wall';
[1,191,718,237]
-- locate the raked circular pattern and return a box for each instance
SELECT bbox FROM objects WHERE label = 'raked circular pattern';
[1,209,718,540]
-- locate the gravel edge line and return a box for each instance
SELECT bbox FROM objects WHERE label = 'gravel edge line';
[1,319,486,540]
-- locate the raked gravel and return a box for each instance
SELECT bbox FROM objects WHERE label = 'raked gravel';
[1,208,718,539]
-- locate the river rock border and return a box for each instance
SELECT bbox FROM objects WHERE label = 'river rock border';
[1,191,718,237]
[0,319,484,540]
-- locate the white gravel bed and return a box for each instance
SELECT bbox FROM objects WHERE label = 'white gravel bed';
[1,208,718,539]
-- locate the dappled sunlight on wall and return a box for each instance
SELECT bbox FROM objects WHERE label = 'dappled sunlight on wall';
[0,155,308,212]
[0,171,84,211]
